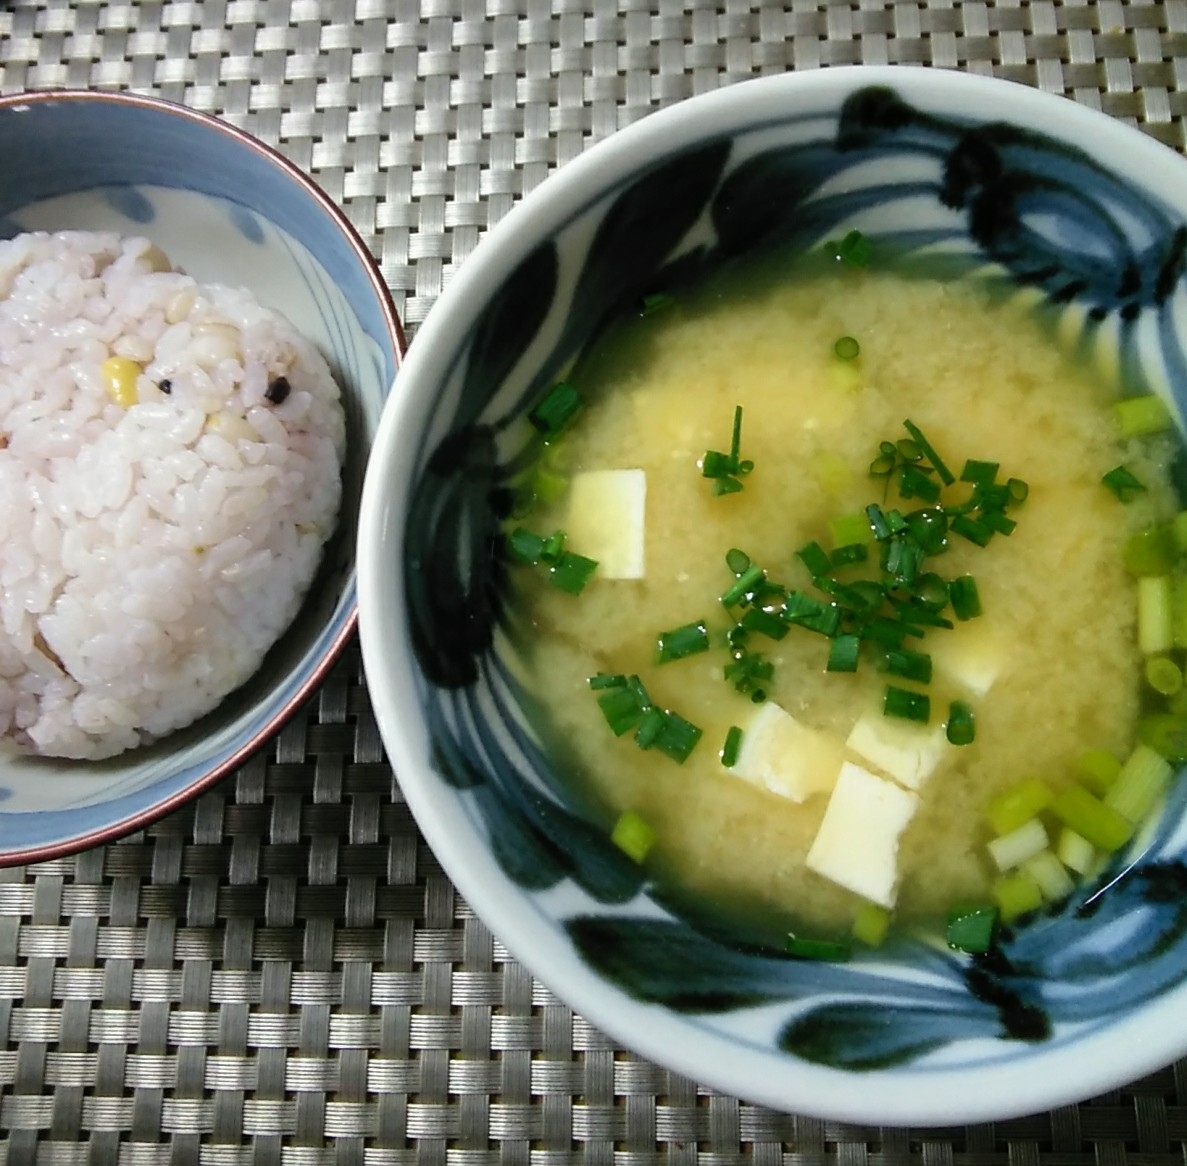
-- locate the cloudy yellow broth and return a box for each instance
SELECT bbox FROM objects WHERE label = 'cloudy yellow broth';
[515,257,1172,939]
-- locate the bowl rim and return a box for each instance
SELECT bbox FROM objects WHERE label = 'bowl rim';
[0,86,406,866]
[359,64,1187,1124]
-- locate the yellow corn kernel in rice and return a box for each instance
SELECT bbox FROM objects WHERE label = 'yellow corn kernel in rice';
[100,356,142,408]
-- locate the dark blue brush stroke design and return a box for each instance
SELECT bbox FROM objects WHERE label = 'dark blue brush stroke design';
[400,82,1187,1070]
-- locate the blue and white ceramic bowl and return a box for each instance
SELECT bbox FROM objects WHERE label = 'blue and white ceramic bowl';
[357,67,1187,1124]
[0,90,403,863]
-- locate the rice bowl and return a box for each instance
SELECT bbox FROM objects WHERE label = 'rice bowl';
[0,229,345,759]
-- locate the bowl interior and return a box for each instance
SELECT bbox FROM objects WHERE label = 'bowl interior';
[361,67,1187,1124]
[0,93,400,858]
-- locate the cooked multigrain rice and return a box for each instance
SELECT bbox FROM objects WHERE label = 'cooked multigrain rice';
[0,230,345,760]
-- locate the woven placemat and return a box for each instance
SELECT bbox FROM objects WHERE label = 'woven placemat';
[3,2,1187,1161]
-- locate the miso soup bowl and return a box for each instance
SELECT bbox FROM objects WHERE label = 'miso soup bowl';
[0,90,403,864]
[358,67,1187,1125]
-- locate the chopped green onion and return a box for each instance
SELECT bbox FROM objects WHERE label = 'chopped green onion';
[851,903,892,947]
[721,563,765,607]
[946,904,998,954]
[827,633,861,673]
[960,459,999,486]
[1103,743,1173,823]
[1138,575,1173,654]
[1174,512,1187,552]
[739,608,789,640]
[983,777,1052,836]
[1124,525,1178,576]
[786,933,851,961]
[655,620,710,664]
[833,335,860,360]
[902,419,956,486]
[949,575,982,621]
[611,810,655,863]
[1077,748,1121,794]
[548,551,598,594]
[1022,851,1075,902]
[529,381,583,439]
[884,685,930,723]
[946,700,975,746]
[1056,827,1097,877]
[1102,465,1147,502]
[796,540,833,578]
[1146,655,1183,696]
[720,725,743,768]
[1049,784,1133,852]
[1115,394,1173,438]
[831,512,872,547]
[881,647,932,684]
[1137,712,1187,762]
[987,818,1049,872]
[992,871,1044,923]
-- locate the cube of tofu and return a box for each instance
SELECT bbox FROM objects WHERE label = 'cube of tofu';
[845,712,947,792]
[928,619,1004,697]
[728,701,844,803]
[564,469,646,580]
[806,762,920,909]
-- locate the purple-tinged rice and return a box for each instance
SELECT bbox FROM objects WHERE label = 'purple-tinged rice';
[0,230,345,759]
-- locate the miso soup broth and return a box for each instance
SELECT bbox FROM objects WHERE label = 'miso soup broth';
[509,253,1179,944]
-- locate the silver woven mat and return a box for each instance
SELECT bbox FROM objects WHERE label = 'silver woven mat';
[3,1,1187,1160]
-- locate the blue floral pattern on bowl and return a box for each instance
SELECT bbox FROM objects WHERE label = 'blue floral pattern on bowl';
[360,68,1187,1123]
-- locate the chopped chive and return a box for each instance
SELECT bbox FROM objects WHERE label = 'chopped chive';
[1115,394,1173,438]
[884,685,930,723]
[827,633,861,673]
[721,725,743,768]
[540,529,566,562]
[634,707,665,749]
[830,542,869,568]
[548,551,598,594]
[701,449,735,478]
[870,450,897,477]
[961,459,999,486]
[529,381,583,439]
[837,228,872,268]
[898,463,942,503]
[1102,465,1147,502]
[721,563,765,607]
[725,547,751,575]
[904,508,948,555]
[831,512,872,547]
[946,700,976,746]
[980,509,1017,536]
[640,292,675,316]
[713,473,744,496]
[834,335,861,360]
[950,514,994,547]
[597,686,646,736]
[610,810,655,863]
[796,540,833,578]
[946,904,998,954]
[729,405,743,463]
[739,607,789,640]
[949,575,982,620]
[912,572,949,611]
[587,672,627,690]
[903,419,956,486]
[1006,477,1029,505]
[655,620,711,663]
[786,933,852,961]
[892,600,954,630]
[860,616,910,648]
[507,527,546,563]
[649,710,703,763]
[881,647,932,684]
[866,503,892,541]
[783,591,842,636]
[897,438,923,463]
